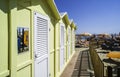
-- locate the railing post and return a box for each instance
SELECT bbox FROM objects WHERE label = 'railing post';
[117,67,120,77]
[107,66,112,77]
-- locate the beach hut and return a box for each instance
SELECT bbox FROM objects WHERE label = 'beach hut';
[65,16,72,61]
[0,0,77,77]
[55,12,70,76]
[54,18,61,77]
[0,0,60,77]
[70,20,76,54]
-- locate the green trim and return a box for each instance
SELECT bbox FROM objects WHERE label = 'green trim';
[70,20,77,30]
[61,13,70,26]
[47,0,60,20]
[74,26,77,30]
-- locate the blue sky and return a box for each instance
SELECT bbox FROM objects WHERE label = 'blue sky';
[54,0,120,34]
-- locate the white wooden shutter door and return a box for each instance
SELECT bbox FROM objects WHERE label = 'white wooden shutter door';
[68,27,71,58]
[34,12,49,77]
[72,30,74,52]
[60,24,64,70]
[73,31,75,52]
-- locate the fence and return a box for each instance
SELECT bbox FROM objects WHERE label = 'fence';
[89,41,120,77]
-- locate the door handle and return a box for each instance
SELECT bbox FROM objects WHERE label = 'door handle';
[35,54,38,58]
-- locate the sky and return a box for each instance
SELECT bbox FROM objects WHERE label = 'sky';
[54,0,120,34]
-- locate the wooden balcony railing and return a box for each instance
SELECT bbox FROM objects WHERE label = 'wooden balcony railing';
[89,41,120,77]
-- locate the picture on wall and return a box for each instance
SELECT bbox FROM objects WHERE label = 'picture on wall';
[17,27,29,53]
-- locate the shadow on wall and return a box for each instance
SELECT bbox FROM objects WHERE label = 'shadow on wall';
[0,0,59,25]
[0,0,8,13]
[17,0,58,28]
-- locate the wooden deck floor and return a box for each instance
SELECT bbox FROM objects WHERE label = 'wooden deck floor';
[61,48,94,77]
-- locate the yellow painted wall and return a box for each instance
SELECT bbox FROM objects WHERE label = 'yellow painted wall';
[16,4,32,77]
[55,22,60,77]
[71,28,73,54]
[59,22,76,77]
[73,30,75,52]
[66,26,71,61]
[9,0,57,77]
[57,18,74,76]
[9,1,33,77]
[71,24,76,53]
[17,65,31,77]
[0,0,9,77]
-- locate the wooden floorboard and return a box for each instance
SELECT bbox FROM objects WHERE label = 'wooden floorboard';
[60,48,94,77]
[72,50,94,77]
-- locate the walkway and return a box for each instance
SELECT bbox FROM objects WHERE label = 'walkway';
[60,48,94,77]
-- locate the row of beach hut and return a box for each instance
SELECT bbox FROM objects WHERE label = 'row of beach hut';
[0,0,76,77]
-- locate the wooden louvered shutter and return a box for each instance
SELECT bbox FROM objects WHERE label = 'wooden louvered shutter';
[68,27,71,58]
[34,16,48,57]
[72,30,74,52]
[34,12,49,77]
[60,24,65,70]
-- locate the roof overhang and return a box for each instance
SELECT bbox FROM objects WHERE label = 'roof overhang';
[70,20,77,30]
[74,26,77,30]
[60,12,70,25]
[47,0,61,20]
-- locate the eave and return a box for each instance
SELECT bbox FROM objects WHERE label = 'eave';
[47,0,61,20]
[60,12,70,26]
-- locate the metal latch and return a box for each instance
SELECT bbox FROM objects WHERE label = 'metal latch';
[35,54,38,58]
